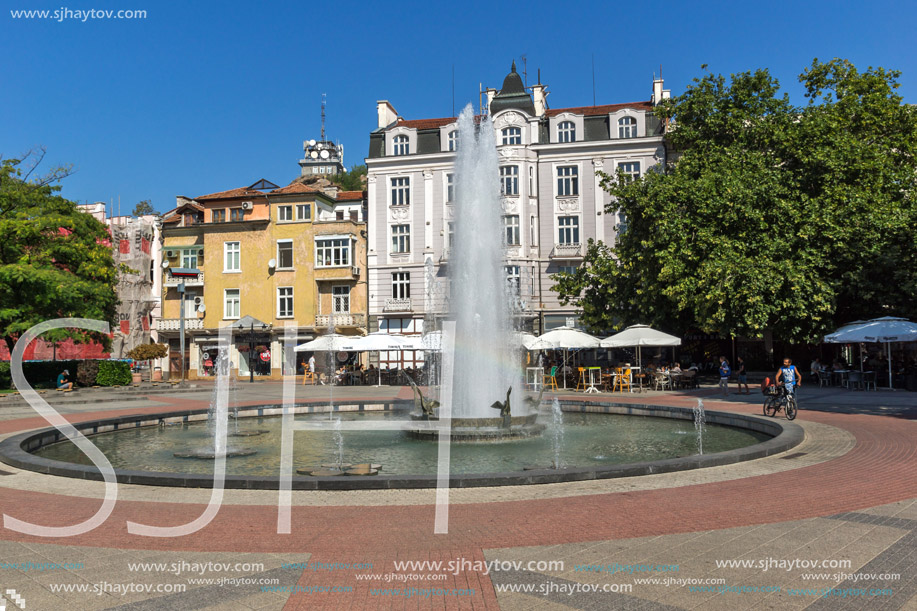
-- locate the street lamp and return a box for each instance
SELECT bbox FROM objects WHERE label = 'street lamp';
[166,265,201,384]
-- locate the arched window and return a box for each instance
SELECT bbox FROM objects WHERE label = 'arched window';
[447,130,458,151]
[557,121,576,143]
[501,127,522,145]
[618,116,637,139]
[393,134,410,156]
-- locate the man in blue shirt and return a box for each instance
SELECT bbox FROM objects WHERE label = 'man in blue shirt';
[776,358,802,396]
[718,356,731,396]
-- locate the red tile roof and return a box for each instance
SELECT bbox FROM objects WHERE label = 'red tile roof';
[195,187,266,201]
[270,182,322,195]
[395,117,456,130]
[335,190,365,201]
[546,101,653,117]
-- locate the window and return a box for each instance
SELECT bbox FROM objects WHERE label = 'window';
[349,210,359,222]
[392,272,410,299]
[500,165,519,196]
[224,242,240,272]
[391,177,410,206]
[278,205,293,222]
[230,208,244,222]
[617,161,641,183]
[336,210,345,221]
[181,248,198,269]
[504,265,521,294]
[393,134,410,156]
[277,287,293,318]
[618,116,637,138]
[503,215,520,245]
[501,127,522,145]
[447,130,458,151]
[530,216,538,246]
[617,210,629,234]
[558,265,578,275]
[445,173,454,203]
[224,289,240,319]
[446,221,455,250]
[528,166,534,194]
[212,209,226,223]
[315,238,351,267]
[277,240,293,269]
[557,121,576,143]
[332,286,350,313]
[558,216,580,244]
[557,166,579,196]
[391,224,410,253]
[296,204,310,220]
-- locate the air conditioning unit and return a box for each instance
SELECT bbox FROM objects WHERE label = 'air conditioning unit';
[166,250,176,258]
[193,296,204,306]
[241,201,253,210]
[198,249,203,258]
[351,266,360,276]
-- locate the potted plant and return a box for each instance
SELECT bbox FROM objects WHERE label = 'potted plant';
[127,343,170,382]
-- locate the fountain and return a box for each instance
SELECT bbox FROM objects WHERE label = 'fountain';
[550,398,565,469]
[694,399,706,455]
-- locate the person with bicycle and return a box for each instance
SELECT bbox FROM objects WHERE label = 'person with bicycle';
[775,358,802,397]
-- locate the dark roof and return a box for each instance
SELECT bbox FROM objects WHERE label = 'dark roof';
[395,117,456,130]
[546,101,653,117]
[490,60,536,116]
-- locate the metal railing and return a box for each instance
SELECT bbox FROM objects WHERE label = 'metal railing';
[316,313,366,327]
[155,318,203,331]
[383,298,413,312]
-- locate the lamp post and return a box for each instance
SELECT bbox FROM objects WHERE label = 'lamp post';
[165,265,201,384]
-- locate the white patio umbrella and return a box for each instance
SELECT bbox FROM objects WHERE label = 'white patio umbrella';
[293,333,351,352]
[534,327,600,389]
[403,331,443,352]
[336,332,416,386]
[600,324,682,369]
[824,317,917,389]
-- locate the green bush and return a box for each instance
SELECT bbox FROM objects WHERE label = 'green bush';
[21,360,80,389]
[96,361,132,386]
[0,362,10,390]
[76,360,100,387]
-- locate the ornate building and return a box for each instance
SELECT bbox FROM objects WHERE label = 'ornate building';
[365,63,670,368]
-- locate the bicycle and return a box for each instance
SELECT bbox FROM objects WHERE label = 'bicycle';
[762,384,797,420]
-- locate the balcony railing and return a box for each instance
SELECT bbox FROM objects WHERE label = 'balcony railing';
[383,298,413,313]
[550,243,583,258]
[156,318,204,331]
[316,313,366,328]
[163,270,205,287]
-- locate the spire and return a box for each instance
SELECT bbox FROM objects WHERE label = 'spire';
[511,59,516,74]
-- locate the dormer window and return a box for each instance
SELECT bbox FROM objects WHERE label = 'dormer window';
[447,130,459,151]
[501,127,522,145]
[618,116,637,139]
[557,121,576,143]
[393,134,410,156]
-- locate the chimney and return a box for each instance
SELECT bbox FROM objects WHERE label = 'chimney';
[652,77,670,105]
[485,88,497,115]
[532,84,548,117]
[376,100,398,129]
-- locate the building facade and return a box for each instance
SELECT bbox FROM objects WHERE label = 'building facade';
[157,179,367,380]
[365,63,670,367]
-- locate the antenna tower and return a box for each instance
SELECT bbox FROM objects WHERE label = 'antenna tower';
[321,93,326,141]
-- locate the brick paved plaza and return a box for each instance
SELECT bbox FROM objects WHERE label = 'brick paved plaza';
[0,383,914,610]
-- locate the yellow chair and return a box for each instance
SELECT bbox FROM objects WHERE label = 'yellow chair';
[613,367,632,393]
[302,371,318,385]
[575,367,587,391]
[542,366,558,391]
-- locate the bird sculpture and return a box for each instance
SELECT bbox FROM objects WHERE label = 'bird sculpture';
[490,386,513,428]
[402,371,439,419]
[522,385,546,411]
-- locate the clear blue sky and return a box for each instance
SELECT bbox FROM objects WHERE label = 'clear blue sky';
[4,0,914,214]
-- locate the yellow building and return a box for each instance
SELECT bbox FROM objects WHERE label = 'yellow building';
[157,179,367,380]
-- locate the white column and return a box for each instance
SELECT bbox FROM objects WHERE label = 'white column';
[593,157,605,242]
[367,175,379,316]
[423,169,434,251]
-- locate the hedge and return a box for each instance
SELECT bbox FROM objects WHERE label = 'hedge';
[96,360,132,386]
[0,362,10,390]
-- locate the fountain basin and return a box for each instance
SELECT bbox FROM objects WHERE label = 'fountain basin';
[0,399,803,490]
[407,413,545,441]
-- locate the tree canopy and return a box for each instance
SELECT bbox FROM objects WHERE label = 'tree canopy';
[132,199,155,217]
[0,153,119,352]
[553,59,917,342]
[330,164,367,192]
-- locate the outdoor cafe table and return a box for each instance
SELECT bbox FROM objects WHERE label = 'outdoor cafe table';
[584,366,602,394]
[525,367,544,391]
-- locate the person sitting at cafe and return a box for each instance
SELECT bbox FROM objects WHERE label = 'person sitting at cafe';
[671,363,682,374]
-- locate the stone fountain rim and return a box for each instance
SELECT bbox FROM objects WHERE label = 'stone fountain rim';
[0,399,803,490]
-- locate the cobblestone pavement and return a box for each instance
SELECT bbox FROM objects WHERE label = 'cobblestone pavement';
[0,382,914,609]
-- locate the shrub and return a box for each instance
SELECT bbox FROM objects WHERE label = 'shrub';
[0,362,10,390]
[96,360,132,386]
[126,343,168,361]
[76,360,100,387]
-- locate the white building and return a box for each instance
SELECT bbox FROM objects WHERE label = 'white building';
[365,63,670,367]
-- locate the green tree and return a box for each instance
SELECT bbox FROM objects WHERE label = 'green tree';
[132,199,154,216]
[553,59,917,343]
[0,152,119,354]
[329,164,367,192]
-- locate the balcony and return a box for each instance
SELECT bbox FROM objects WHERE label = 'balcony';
[383,298,413,313]
[156,318,204,331]
[550,243,583,259]
[163,269,204,287]
[316,313,366,328]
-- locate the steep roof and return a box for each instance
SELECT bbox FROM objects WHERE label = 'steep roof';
[546,101,654,117]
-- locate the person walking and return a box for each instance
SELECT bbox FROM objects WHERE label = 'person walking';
[735,356,749,395]
[718,356,731,396]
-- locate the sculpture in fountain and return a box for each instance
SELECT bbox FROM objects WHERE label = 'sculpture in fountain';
[403,371,440,419]
[490,387,512,429]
